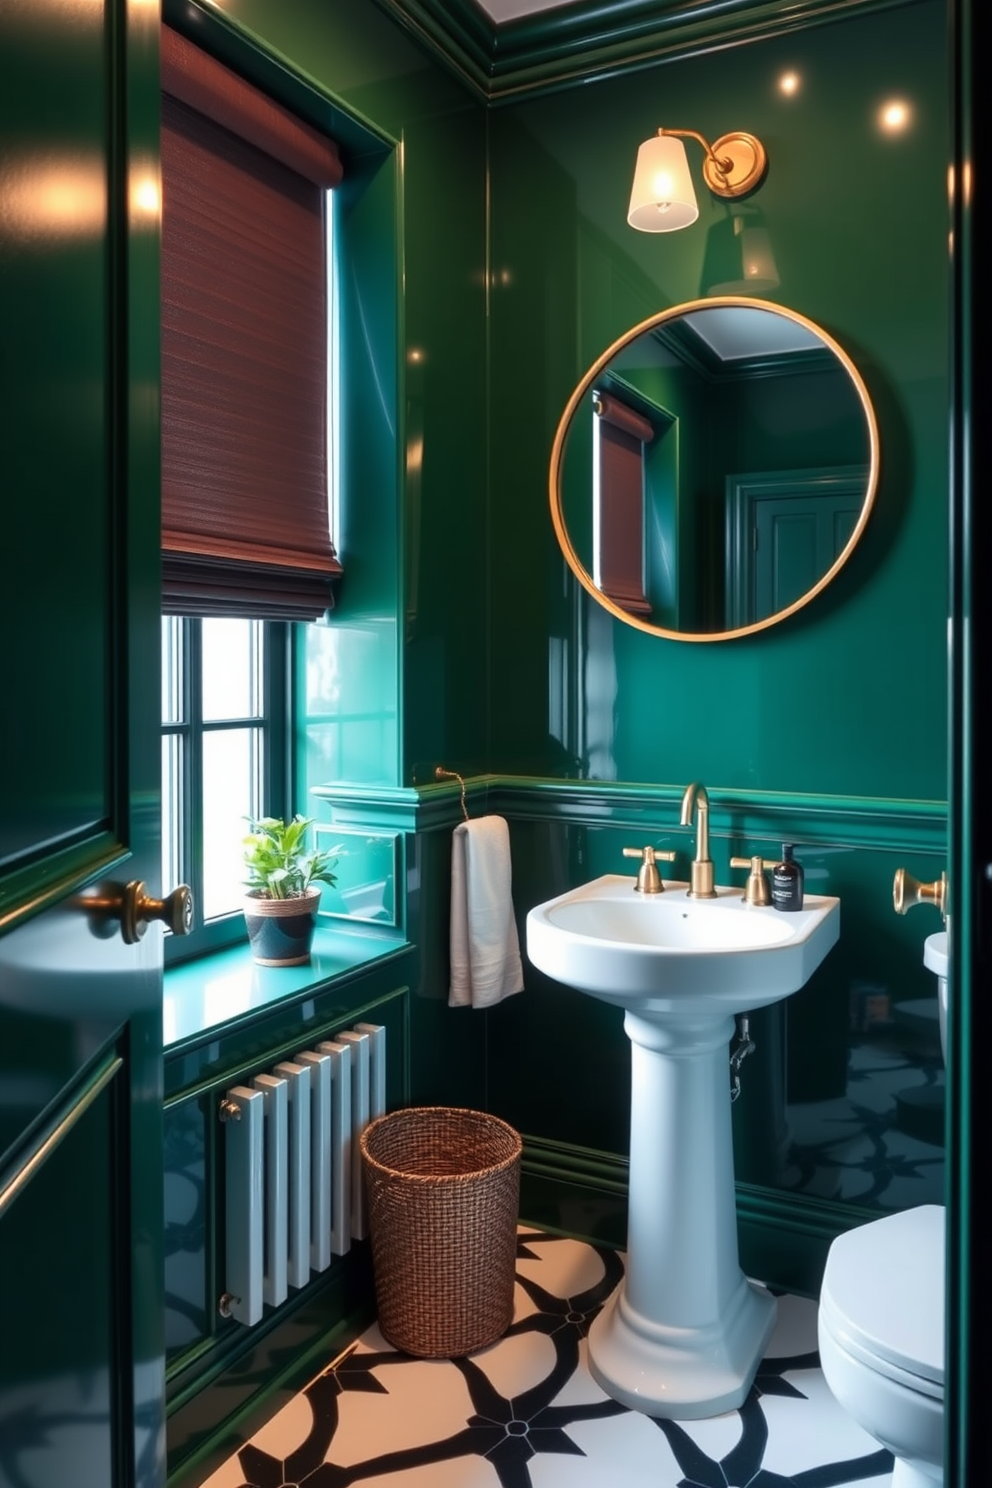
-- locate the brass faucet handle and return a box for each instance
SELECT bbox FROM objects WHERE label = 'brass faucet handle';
[623,845,676,894]
[893,867,948,920]
[730,855,777,906]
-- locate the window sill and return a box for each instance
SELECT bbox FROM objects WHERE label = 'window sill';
[163,921,411,1052]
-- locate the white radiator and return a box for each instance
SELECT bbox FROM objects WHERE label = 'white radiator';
[222,1021,386,1326]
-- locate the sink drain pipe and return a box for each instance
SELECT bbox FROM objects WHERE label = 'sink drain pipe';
[729,1016,756,1103]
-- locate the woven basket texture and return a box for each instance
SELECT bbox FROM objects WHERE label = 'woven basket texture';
[360,1106,522,1358]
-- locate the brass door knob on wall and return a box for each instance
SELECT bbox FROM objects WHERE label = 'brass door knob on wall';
[82,880,194,943]
[892,868,948,921]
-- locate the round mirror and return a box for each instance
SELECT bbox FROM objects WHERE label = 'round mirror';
[550,297,879,640]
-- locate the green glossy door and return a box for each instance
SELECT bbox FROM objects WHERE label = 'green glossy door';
[0,4,164,1486]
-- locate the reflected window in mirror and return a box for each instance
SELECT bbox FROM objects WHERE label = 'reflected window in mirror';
[593,391,654,616]
[551,299,879,641]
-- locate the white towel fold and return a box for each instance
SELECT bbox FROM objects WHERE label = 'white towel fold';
[448,815,524,1009]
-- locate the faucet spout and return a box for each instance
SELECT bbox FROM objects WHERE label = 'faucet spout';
[679,782,716,898]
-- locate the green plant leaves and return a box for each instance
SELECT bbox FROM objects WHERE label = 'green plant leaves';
[242,814,339,899]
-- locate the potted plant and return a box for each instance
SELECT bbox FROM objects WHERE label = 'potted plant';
[242,815,339,967]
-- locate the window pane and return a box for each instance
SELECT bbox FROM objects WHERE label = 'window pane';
[202,726,262,920]
[202,618,261,722]
[161,616,183,724]
[161,733,183,899]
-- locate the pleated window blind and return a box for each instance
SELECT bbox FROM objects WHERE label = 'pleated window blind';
[593,392,654,617]
[160,26,344,620]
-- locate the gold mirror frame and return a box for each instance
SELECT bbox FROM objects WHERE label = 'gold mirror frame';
[549,296,880,642]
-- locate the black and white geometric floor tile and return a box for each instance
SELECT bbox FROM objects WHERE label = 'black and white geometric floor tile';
[200,1229,893,1488]
[784,1042,944,1211]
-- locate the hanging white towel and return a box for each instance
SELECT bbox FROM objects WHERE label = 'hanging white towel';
[448,815,524,1008]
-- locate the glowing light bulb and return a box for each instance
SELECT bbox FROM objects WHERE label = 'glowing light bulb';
[652,172,674,208]
[779,72,800,96]
[879,99,911,134]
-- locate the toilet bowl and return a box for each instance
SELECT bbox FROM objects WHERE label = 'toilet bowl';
[818,1204,944,1487]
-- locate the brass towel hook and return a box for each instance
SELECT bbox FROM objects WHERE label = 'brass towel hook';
[435,766,469,822]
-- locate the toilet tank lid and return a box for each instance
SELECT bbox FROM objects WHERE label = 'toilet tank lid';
[821,1205,944,1388]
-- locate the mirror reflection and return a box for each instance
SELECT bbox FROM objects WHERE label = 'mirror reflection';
[551,299,879,640]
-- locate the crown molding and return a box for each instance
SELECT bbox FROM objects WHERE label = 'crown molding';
[371,0,926,103]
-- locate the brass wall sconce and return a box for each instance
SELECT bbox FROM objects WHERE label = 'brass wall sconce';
[627,128,768,233]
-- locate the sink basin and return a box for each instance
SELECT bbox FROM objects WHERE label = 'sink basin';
[527,874,840,1013]
[525,870,841,1420]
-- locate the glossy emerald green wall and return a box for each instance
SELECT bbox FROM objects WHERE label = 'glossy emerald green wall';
[488,0,949,799]
[201,0,491,793]
[209,0,950,803]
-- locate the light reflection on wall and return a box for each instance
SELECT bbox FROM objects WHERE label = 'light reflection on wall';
[0,156,106,242]
[878,99,913,134]
[130,165,161,227]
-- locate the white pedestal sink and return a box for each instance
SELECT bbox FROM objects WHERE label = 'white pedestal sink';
[526,873,840,1419]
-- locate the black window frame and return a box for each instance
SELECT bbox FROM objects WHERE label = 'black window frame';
[162,616,292,965]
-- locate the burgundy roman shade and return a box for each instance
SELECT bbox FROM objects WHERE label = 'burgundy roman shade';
[160,25,344,620]
[594,391,654,617]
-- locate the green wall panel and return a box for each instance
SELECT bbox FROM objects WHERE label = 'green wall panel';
[397,99,488,780]
[1,0,111,863]
[487,0,949,801]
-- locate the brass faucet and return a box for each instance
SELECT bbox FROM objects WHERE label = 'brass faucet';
[623,844,676,893]
[730,855,776,906]
[680,782,716,898]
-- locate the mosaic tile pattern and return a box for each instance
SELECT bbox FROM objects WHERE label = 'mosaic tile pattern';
[199,1229,894,1488]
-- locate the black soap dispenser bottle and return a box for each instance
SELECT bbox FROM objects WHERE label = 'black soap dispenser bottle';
[771,844,804,912]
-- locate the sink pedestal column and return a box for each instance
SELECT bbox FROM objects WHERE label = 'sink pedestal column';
[587,1008,777,1419]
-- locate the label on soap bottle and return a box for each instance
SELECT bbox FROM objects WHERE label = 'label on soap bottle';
[771,845,804,912]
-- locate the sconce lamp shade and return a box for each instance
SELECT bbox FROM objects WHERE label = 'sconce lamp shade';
[627,134,699,232]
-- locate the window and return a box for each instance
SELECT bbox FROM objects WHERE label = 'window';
[162,617,289,960]
[158,30,343,958]
[592,390,655,617]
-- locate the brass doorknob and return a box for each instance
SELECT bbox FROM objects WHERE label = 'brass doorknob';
[892,868,948,920]
[78,880,193,942]
[113,880,193,943]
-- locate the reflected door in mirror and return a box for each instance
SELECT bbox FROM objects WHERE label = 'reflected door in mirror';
[550,298,879,641]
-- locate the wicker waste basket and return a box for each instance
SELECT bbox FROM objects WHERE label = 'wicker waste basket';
[360,1106,522,1358]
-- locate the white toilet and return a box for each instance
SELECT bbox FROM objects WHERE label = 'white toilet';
[818,1203,944,1486]
[818,929,948,1487]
